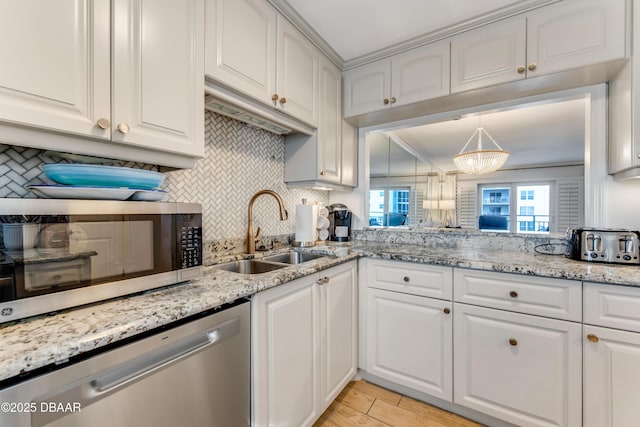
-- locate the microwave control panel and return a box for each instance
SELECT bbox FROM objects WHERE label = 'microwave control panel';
[178,214,202,269]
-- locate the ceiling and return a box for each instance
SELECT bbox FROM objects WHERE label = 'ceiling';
[372,98,586,175]
[285,0,545,62]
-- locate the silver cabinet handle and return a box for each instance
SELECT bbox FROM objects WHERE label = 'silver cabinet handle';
[317,276,330,285]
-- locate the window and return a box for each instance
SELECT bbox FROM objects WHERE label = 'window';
[369,188,410,226]
[479,182,551,234]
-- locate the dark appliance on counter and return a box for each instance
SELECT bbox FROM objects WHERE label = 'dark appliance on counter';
[328,203,352,242]
[0,199,202,323]
[566,227,640,264]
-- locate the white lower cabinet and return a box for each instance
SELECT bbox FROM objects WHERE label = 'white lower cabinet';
[453,303,582,427]
[366,287,452,400]
[252,261,357,427]
[583,282,640,427]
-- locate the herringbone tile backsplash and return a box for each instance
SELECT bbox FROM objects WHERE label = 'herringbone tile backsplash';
[0,112,329,246]
[164,112,329,242]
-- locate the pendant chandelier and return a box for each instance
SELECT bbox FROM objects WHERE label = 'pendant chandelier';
[452,117,509,175]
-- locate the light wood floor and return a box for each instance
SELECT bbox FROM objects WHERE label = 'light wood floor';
[313,380,485,427]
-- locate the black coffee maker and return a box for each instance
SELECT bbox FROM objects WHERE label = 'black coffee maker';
[328,204,352,242]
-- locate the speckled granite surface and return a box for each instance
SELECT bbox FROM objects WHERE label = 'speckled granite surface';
[1,235,639,384]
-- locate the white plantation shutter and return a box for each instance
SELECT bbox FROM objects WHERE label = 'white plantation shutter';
[555,178,584,233]
[411,189,425,225]
[457,181,478,229]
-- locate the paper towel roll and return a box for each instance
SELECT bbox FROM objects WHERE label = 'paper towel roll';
[316,216,329,230]
[318,229,329,241]
[295,204,318,244]
[318,207,329,218]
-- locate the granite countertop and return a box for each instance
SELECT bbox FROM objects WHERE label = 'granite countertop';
[1,240,639,385]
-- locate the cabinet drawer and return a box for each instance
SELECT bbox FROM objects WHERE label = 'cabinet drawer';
[365,259,452,299]
[584,282,640,333]
[454,269,582,321]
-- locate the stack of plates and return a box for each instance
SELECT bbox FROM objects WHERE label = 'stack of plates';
[28,164,168,201]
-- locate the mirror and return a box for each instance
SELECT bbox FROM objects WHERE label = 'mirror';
[367,96,587,233]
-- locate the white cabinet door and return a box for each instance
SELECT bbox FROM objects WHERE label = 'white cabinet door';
[584,325,640,427]
[0,0,110,139]
[343,60,391,117]
[317,56,342,184]
[340,120,358,187]
[112,0,204,158]
[391,40,450,107]
[319,261,357,411]
[205,0,277,105]
[527,0,627,78]
[451,16,526,94]
[454,303,582,427]
[276,17,319,127]
[252,274,320,427]
[367,287,452,401]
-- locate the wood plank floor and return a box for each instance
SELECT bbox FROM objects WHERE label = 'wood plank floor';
[313,380,485,427]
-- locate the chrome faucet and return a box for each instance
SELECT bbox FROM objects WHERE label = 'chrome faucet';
[246,190,288,254]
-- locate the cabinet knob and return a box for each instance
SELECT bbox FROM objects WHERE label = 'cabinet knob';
[508,338,518,346]
[390,97,397,104]
[383,98,390,105]
[528,63,537,71]
[587,334,599,343]
[96,118,110,129]
[509,291,518,298]
[443,307,451,314]
[272,94,279,102]
[319,170,326,176]
[317,277,329,285]
[116,123,130,134]
[403,276,410,283]
[517,66,525,74]
[279,97,287,105]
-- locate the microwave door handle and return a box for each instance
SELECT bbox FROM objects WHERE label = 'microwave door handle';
[31,316,240,427]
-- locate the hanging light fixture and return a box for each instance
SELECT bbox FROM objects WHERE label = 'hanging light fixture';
[453,117,509,175]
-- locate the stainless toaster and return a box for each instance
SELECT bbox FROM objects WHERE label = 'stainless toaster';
[566,228,640,264]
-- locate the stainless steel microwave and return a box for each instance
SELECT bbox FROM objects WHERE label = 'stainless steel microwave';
[0,199,202,323]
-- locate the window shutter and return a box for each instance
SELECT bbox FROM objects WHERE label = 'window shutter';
[457,181,477,229]
[555,178,583,232]
[411,189,425,225]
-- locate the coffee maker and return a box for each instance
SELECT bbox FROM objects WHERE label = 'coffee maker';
[328,204,352,242]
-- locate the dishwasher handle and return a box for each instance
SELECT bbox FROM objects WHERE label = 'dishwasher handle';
[32,315,241,427]
[92,328,221,393]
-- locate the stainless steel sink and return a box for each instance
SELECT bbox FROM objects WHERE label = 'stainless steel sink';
[263,251,327,265]
[214,259,286,274]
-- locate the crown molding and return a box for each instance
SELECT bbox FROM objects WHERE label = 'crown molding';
[343,0,561,70]
[267,0,345,68]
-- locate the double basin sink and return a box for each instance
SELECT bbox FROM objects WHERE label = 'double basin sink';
[214,251,328,274]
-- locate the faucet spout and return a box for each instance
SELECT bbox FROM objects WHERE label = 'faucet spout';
[247,190,288,254]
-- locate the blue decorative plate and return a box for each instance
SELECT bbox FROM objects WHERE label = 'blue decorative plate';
[43,164,165,190]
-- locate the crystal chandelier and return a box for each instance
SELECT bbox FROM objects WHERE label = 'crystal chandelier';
[453,117,509,175]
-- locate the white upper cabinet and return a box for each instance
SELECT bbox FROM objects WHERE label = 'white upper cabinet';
[451,0,627,94]
[343,40,449,117]
[526,0,627,77]
[112,0,204,157]
[205,0,277,105]
[277,17,319,127]
[451,17,526,93]
[0,0,110,139]
[205,0,318,127]
[316,56,342,184]
[0,0,204,165]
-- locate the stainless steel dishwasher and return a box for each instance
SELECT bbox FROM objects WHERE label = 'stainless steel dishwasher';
[0,300,250,427]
